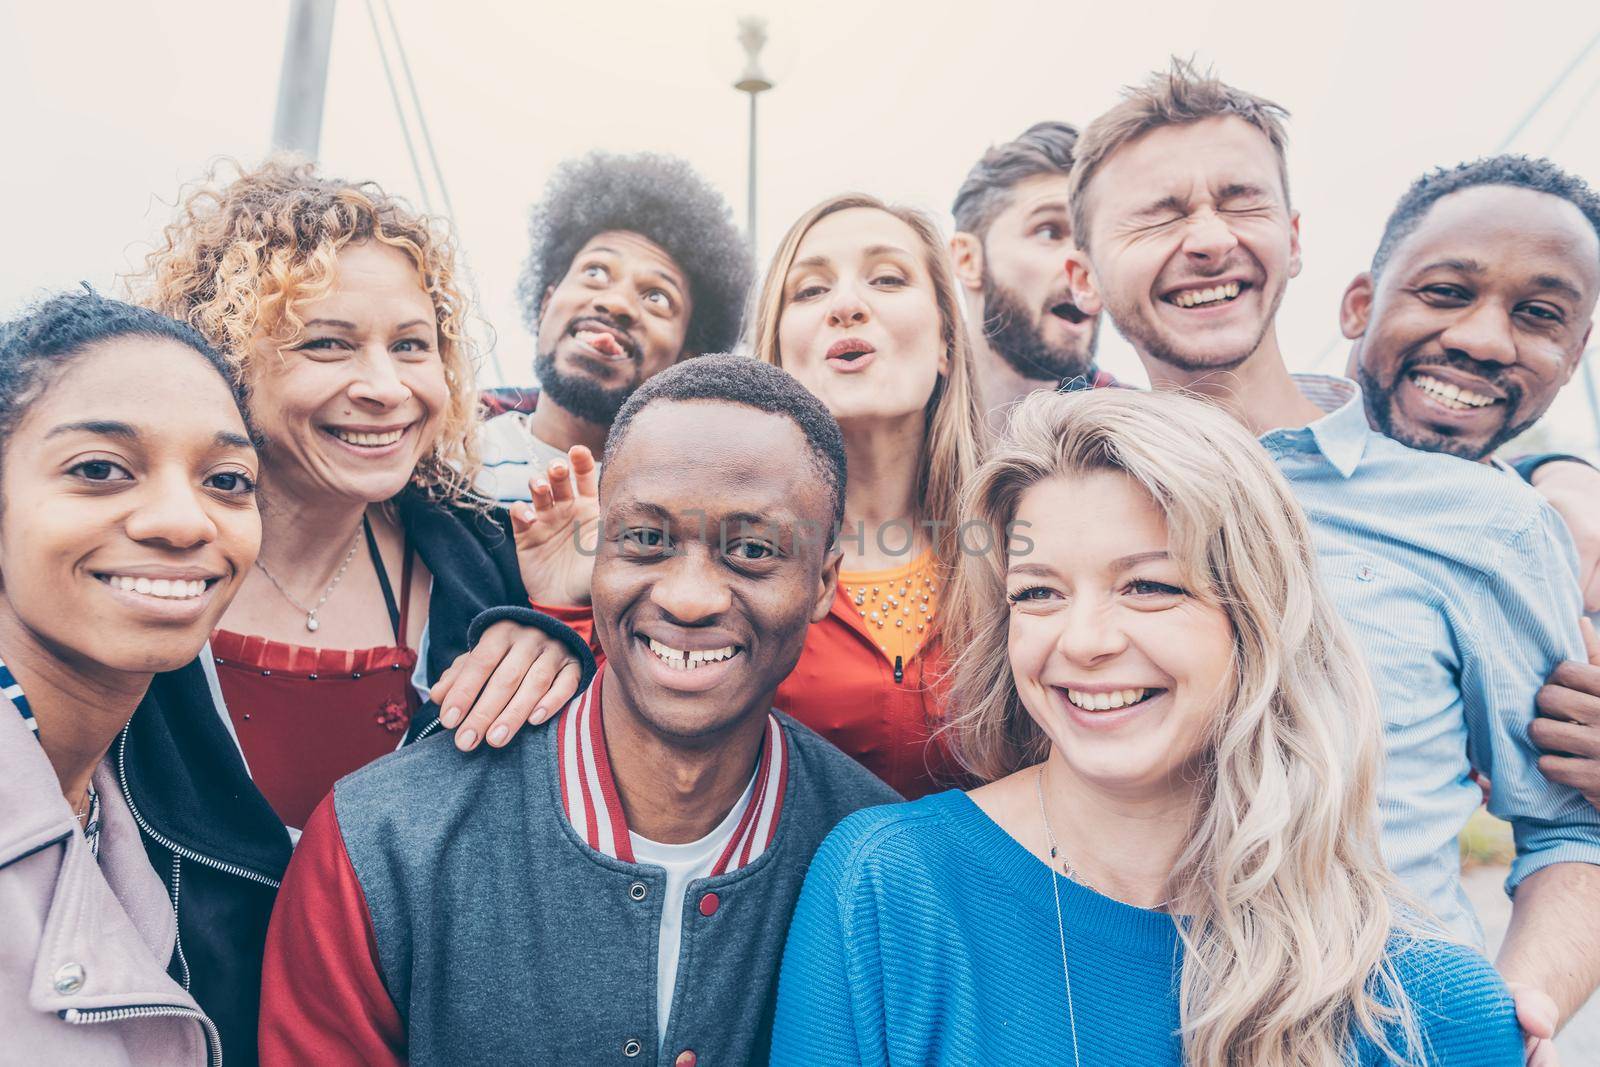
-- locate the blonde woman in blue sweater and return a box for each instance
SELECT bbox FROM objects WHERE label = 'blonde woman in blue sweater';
[771,387,1522,1066]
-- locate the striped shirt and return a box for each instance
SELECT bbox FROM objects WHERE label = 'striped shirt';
[475,410,576,503]
[556,665,787,872]
[1,651,100,857]
[1266,375,1600,942]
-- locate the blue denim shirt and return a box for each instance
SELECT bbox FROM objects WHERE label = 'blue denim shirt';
[1262,375,1600,943]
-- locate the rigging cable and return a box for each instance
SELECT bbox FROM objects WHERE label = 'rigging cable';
[1307,25,1600,371]
[363,0,508,384]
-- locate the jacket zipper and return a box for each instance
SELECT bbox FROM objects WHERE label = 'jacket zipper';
[62,1003,222,1067]
[414,714,442,741]
[115,728,282,890]
[168,855,191,990]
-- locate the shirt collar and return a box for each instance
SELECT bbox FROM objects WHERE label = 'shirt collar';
[0,653,38,738]
[1265,373,1370,479]
[555,665,788,874]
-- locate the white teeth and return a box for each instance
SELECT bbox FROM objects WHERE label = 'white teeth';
[1411,373,1498,410]
[1171,281,1241,308]
[331,428,406,447]
[647,638,737,670]
[104,575,208,599]
[1064,687,1151,711]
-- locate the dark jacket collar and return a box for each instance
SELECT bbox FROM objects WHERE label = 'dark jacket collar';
[118,659,292,884]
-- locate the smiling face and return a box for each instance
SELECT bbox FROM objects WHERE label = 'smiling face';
[1074,116,1300,375]
[1005,470,1233,796]
[977,174,1100,381]
[0,339,260,675]
[776,207,948,424]
[591,400,839,740]
[247,240,448,504]
[534,231,693,425]
[1346,185,1600,459]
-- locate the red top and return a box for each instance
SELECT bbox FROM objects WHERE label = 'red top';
[540,579,959,799]
[260,795,404,1065]
[213,549,418,829]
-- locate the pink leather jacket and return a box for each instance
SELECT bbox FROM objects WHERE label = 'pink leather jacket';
[0,706,219,1064]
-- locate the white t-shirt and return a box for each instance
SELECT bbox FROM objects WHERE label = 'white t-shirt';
[629,772,758,1050]
[474,410,575,502]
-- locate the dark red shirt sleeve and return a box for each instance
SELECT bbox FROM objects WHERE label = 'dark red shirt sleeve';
[531,600,603,664]
[259,793,405,1067]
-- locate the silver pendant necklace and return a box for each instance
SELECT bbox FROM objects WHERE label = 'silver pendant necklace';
[1035,765,1175,1067]
[1036,765,1086,1067]
[254,525,364,632]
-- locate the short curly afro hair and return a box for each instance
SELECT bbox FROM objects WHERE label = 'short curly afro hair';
[1372,154,1600,275]
[516,152,754,356]
[604,354,846,536]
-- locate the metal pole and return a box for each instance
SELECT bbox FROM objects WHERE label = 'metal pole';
[734,17,773,260]
[271,0,338,157]
[747,92,759,255]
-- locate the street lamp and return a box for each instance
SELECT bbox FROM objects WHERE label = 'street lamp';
[734,17,773,257]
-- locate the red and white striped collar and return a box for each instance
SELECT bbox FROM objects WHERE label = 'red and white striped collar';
[556,666,789,874]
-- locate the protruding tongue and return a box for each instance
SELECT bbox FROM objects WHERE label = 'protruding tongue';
[577,329,624,358]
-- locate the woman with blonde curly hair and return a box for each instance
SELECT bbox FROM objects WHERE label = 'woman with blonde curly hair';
[121,158,590,1065]
[772,387,1521,1065]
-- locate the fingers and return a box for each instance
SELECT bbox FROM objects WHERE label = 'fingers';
[452,639,538,751]
[1507,982,1558,1041]
[479,651,584,748]
[1530,716,1600,758]
[1530,1039,1562,1067]
[1538,753,1600,806]
[428,657,462,705]
[1537,663,1600,710]
[568,445,599,497]
[511,478,564,548]
[547,460,574,505]
[433,641,504,732]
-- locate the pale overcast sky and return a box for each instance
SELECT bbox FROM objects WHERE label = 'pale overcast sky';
[5,0,1600,451]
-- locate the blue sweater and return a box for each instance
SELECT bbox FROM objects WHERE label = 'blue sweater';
[771,790,1523,1065]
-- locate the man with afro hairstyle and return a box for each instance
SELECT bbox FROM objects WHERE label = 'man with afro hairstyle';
[479,152,753,501]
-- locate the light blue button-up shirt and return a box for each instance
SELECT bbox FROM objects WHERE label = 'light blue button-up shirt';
[1261,375,1600,943]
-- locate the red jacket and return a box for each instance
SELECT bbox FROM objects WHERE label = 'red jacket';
[542,582,958,799]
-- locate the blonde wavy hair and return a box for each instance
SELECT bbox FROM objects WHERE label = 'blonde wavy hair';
[750,194,986,574]
[944,387,1426,1067]
[129,157,481,501]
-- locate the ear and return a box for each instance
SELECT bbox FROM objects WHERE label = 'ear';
[1063,250,1104,317]
[949,231,985,293]
[812,545,843,624]
[1287,210,1303,280]
[538,285,555,323]
[1339,272,1375,341]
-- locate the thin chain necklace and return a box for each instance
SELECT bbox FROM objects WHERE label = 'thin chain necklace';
[254,523,364,632]
[1036,766,1086,1067]
[1035,765,1174,1067]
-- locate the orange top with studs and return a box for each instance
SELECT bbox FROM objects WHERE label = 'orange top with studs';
[838,551,940,666]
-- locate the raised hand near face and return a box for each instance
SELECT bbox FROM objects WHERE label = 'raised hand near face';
[511,445,600,607]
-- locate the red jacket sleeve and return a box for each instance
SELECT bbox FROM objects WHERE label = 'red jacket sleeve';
[259,793,405,1066]
[531,600,604,665]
